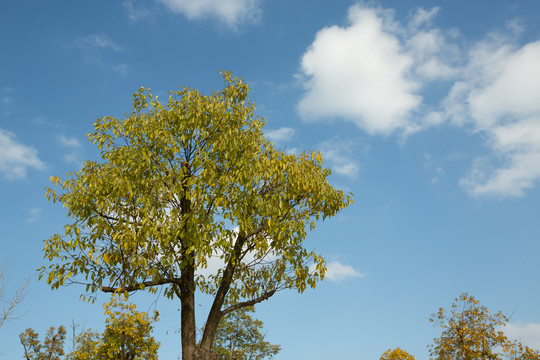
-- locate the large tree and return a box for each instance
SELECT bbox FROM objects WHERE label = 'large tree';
[40,72,352,359]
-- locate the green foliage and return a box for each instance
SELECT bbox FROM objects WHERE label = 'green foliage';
[39,71,351,303]
[380,348,415,360]
[207,306,280,359]
[20,326,67,360]
[68,294,159,360]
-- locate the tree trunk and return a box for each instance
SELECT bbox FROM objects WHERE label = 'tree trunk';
[179,160,199,360]
[180,262,197,360]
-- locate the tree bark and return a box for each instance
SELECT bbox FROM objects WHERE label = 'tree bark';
[197,232,247,356]
[180,262,197,360]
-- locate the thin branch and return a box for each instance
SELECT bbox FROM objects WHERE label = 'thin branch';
[0,276,30,329]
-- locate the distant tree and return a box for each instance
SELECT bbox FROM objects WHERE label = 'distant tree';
[202,305,280,359]
[20,325,66,360]
[429,293,512,360]
[506,340,540,360]
[40,71,352,359]
[0,264,30,329]
[380,347,415,360]
[68,294,159,360]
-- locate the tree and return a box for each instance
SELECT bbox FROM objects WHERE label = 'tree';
[380,348,415,360]
[39,72,352,360]
[20,325,67,360]
[68,294,159,360]
[506,340,540,360]
[429,293,513,360]
[1,263,30,330]
[204,305,280,359]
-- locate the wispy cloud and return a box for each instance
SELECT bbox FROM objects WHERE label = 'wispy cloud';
[27,208,42,223]
[504,323,540,349]
[156,0,262,28]
[1,96,14,105]
[57,134,83,166]
[310,260,364,282]
[123,0,153,22]
[112,64,129,77]
[265,127,295,143]
[424,153,444,184]
[0,129,46,180]
[57,135,82,148]
[75,34,122,51]
[319,138,360,179]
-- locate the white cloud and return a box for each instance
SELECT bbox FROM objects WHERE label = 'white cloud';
[456,40,540,198]
[313,261,364,282]
[0,129,46,180]
[298,5,422,135]
[265,127,295,143]
[319,139,359,178]
[57,135,82,148]
[298,4,540,198]
[505,323,540,350]
[468,42,540,129]
[156,0,261,28]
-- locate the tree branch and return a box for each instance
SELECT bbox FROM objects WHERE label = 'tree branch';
[220,289,277,317]
[0,276,30,329]
[100,277,179,293]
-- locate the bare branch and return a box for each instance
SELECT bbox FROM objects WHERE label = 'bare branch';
[0,270,30,329]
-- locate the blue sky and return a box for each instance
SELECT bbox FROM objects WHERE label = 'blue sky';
[1,0,540,359]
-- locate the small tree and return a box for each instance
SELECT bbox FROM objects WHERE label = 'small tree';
[380,347,415,360]
[69,294,159,360]
[20,326,67,360]
[206,305,280,359]
[429,293,512,360]
[40,72,352,360]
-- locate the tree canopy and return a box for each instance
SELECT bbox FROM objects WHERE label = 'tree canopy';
[205,305,280,359]
[429,293,540,360]
[380,347,415,360]
[40,72,352,359]
[68,294,159,360]
[20,325,67,360]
